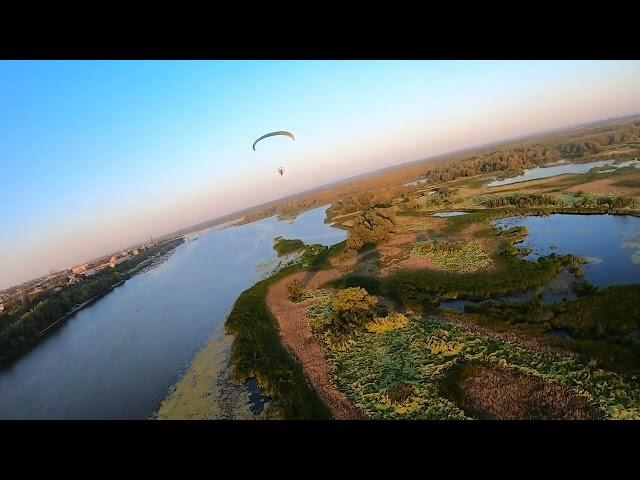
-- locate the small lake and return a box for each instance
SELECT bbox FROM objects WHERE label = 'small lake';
[403,179,429,187]
[494,214,640,289]
[486,160,614,187]
[440,214,640,312]
[432,211,468,217]
[0,206,346,419]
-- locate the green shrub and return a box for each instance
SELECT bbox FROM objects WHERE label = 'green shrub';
[329,287,378,331]
[346,208,396,252]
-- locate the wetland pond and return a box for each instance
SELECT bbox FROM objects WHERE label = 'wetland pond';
[486,160,614,187]
[0,206,346,419]
[441,214,640,312]
[432,211,468,217]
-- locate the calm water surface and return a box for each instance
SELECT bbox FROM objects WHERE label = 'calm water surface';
[432,211,468,217]
[0,206,345,419]
[441,214,640,312]
[487,160,613,187]
[494,214,640,288]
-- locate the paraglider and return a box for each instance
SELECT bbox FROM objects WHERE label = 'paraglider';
[252,130,295,177]
[251,131,293,210]
[252,131,295,151]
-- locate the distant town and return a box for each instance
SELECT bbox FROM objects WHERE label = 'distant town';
[0,239,163,314]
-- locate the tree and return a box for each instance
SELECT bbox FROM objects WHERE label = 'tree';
[329,287,378,331]
[346,207,396,252]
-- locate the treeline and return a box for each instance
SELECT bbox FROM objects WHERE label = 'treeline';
[485,192,637,211]
[327,186,410,217]
[0,270,122,364]
[487,193,566,208]
[423,124,640,185]
[403,187,460,211]
[573,192,637,209]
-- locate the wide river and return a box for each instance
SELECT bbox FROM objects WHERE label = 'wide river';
[0,206,346,419]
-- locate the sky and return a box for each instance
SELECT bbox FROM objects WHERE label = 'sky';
[1,60,640,289]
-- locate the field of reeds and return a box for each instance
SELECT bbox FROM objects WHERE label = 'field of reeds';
[305,298,640,419]
[412,239,492,272]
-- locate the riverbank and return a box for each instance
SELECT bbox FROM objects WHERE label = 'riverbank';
[153,215,348,420]
[223,264,330,419]
[266,269,367,419]
[0,238,184,369]
[37,280,126,337]
[37,243,183,339]
[153,328,270,420]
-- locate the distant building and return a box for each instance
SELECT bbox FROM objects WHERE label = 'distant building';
[84,268,98,277]
[72,264,88,275]
[28,287,44,300]
[132,249,139,256]
[109,255,129,268]
[0,302,5,313]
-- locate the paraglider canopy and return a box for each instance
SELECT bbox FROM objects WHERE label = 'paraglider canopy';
[252,131,295,151]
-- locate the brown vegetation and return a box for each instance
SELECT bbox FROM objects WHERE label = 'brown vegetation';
[266,271,367,419]
[567,176,640,196]
[451,365,598,420]
[287,279,306,302]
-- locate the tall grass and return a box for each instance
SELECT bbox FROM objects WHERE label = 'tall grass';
[225,264,329,419]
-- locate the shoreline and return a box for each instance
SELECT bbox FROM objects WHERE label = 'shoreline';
[37,245,181,339]
[0,241,183,369]
[153,328,266,420]
[37,279,126,337]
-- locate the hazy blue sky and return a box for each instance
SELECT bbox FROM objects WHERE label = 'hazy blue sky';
[2,60,640,288]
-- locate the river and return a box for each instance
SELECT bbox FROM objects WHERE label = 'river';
[0,206,346,419]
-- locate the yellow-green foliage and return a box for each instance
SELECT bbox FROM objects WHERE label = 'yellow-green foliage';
[329,287,379,331]
[309,293,640,419]
[366,313,409,334]
[430,341,463,357]
[412,239,493,272]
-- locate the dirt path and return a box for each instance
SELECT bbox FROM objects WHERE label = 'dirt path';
[266,269,368,420]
